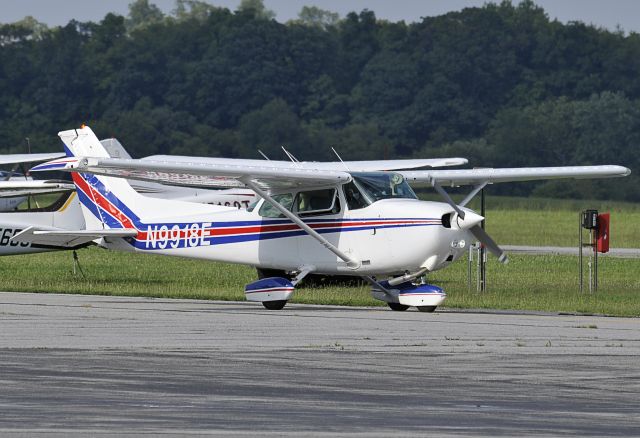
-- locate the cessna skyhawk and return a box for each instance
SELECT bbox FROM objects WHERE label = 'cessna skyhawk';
[19,126,630,312]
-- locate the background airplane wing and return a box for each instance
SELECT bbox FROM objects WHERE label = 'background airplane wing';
[399,166,631,186]
[12,227,137,248]
[142,155,468,171]
[32,157,352,190]
[0,180,75,197]
[0,152,65,165]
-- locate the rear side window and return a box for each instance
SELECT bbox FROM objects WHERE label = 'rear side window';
[258,193,293,218]
[294,189,339,216]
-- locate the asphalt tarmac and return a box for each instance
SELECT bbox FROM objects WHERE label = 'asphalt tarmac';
[0,292,639,437]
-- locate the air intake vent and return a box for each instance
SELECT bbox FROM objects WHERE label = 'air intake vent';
[441,213,452,228]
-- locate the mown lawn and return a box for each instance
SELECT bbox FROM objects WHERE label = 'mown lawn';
[420,195,640,247]
[1,246,639,316]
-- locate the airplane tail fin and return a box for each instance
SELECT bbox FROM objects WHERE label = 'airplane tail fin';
[59,127,146,230]
[58,126,215,231]
[100,138,132,159]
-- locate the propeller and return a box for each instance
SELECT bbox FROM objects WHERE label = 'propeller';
[432,180,508,264]
[469,224,508,264]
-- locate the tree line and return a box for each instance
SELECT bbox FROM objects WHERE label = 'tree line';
[0,0,638,200]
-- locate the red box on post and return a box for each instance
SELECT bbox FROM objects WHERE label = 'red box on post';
[596,213,610,253]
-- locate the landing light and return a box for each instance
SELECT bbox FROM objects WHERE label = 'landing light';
[451,239,466,249]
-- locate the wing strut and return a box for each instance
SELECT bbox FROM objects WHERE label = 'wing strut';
[459,182,488,208]
[242,179,361,270]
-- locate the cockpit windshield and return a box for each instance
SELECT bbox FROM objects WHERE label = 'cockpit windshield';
[351,172,417,202]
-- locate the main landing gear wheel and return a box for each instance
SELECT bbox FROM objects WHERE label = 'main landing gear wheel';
[262,300,287,310]
[387,302,410,311]
[417,306,437,313]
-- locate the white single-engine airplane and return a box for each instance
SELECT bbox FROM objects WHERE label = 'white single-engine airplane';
[19,126,630,312]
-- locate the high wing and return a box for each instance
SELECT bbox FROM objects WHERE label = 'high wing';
[32,156,353,190]
[0,152,65,165]
[12,227,137,248]
[0,180,75,197]
[400,166,631,187]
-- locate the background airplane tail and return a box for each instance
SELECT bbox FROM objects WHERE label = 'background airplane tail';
[59,126,215,230]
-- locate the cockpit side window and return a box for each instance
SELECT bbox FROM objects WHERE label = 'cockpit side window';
[12,191,73,213]
[343,181,369,210]
[258,193,293,218]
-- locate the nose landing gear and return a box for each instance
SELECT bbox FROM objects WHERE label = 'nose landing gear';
[372,280,446,313]
[387,302,410,311]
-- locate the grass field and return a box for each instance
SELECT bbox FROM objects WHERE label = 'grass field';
[422,194,640,247]
[1,246,639,316]
[1,196,638,316]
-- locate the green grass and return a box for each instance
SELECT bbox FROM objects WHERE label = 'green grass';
[419,194,640,247]
[486,210,640,247]
[429,253,640,316]
[1,247,639,317]
[1,196,638,315]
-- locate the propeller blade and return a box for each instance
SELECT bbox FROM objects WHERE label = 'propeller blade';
[432,181,465,219]
[470,225,508,264]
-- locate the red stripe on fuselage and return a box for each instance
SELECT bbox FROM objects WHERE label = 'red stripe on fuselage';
[210,220,438,237]
[72,172,440,244]
[73,173,137,230]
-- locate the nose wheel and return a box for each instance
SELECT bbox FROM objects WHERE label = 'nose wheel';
[417,306,437,313]
[262,300,288,310]
[387,302,410,311]
[372,279,446,313]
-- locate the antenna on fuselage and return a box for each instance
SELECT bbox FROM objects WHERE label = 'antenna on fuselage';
[331,147,350,172]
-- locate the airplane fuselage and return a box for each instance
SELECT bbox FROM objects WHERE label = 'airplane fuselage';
[100,197,471,276]
[0,192,85,255]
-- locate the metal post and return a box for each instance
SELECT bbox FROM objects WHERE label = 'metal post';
[476,244,481,292]
[589,230,594,294]
[479,188,486,292]
[467,244,472,293]
[593,229,598,292]
[579,212,583,293]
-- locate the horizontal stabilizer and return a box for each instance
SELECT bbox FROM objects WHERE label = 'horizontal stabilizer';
[0,180,74,197]
[0,152,65,165]
[12,227,137,248]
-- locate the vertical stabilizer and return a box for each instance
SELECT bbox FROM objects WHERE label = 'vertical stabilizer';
[101,138,133,159]
[58,126,219,232]
[59,127,145,230]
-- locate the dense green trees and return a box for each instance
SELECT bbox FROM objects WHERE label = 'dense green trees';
[0,0,638,200]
